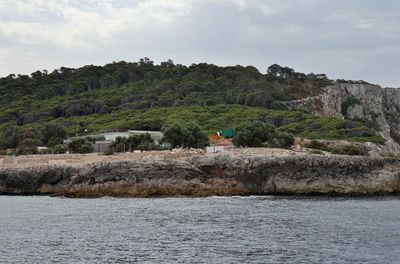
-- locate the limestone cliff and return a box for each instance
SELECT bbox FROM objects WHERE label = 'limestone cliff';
[1,151,400,197]
[284,83,400,151]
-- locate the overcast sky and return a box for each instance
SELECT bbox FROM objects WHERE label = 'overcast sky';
[1,0,399,87]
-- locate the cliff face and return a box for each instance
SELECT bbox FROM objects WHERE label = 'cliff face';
[284,83,400,151]
[1,152,400,197]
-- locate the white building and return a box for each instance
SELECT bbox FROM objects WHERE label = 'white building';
[206,139,234,153]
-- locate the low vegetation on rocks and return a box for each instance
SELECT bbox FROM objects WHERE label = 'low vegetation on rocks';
[304,140,369,156]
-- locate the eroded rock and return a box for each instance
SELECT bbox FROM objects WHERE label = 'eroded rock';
[1,151,399,197]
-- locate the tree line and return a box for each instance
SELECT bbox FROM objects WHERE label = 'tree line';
[0,59,331,128]
[0,119,296,155]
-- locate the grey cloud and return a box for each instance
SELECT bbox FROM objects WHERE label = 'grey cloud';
[0,0,399,87]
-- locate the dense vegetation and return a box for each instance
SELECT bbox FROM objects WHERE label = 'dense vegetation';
[67,138,94,154]
[107,133,159,153]
[233,121,294,148]
[0,59,385,153]
[0,59,329,130]
[304,140,369,156]
[0,104,384,154]
[162,122,209,149]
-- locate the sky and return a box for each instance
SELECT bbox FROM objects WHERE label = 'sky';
[1,0,400,87]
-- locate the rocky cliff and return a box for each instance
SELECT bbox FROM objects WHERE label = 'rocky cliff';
[1,151,399,197]
[284,83,400,151]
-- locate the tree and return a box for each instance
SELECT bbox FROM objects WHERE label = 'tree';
[267,64,295,80]
[53,144,67,154]
[108,133,158,153]
[162,122,209,148]
[67,138,93,153]
[139,57,154,66]
[0,126,21,149]
[161,59,174,68]
[41,123,67,147]
[270,132,295,149]
[17,138,42,155]
[233,121,276,147]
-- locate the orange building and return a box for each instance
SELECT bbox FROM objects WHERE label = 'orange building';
[208,134,225,144]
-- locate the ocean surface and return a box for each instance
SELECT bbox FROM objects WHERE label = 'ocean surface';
[1,196,400,264]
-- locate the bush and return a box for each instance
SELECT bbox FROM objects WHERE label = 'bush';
[67,138,93,153]
[337,120,360,129]
[234,121,295,148]
[162,122,209,148]
[270,132,295,149]
[95,135,106,141]
[109,133,159,152]
[304,140,330,151]
[305,140,368,156]
[159,142,172,150]
[53,144,67,154]
[331,145,368,156]
[16,138,43,155]
[233,121,276,147]
[275,132,295,148]
[40,123,66,147]
[341,97,362,116]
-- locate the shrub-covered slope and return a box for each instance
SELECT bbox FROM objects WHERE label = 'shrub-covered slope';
[0,59,330,127]
[0,59,385,151]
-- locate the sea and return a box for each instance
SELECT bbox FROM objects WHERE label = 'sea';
[1,196,400,263]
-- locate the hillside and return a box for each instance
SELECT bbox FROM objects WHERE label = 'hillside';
[0,59,329,126]
[0,59,394,152]
[285,83,400,151]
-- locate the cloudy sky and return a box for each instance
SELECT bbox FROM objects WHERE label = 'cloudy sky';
[1,0,399,87]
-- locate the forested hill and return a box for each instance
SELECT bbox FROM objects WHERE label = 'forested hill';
[1,59,386,152]
[0,58,331,126]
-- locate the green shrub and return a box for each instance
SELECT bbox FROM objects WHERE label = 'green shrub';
[159,142,172,150]
[305,140,368,156]
[233,121,276,147]
[280,115,385,144]
[233,121,294,148]
[53,144,67,154]
[271,132,295,149]
[40,123,66,147]
[304,140,330,151]
[67,138,93,153]
[162,122,209,148]
[0,105,385,151]
[95,135,106,142]
[16,138,43,155]
[337,120,360,129]
[108,133,161,152]
[341,97,362,116]
[331,145,368,156]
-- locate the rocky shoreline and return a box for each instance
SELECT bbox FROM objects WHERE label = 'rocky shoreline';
[1,149,400,197]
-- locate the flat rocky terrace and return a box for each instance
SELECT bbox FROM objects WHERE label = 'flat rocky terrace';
[0,148,302,169]
[0,149,205,168]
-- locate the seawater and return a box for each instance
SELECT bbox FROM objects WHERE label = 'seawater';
[1,196,400,263]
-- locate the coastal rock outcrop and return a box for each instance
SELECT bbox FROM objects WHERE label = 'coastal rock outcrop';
[1,150,399,197]
[284,83,400,151]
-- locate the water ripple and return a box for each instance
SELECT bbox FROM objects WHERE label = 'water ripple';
[1,196,400,263]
